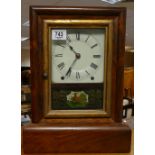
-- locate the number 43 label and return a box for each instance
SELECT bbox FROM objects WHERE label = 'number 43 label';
[52,29,66,40]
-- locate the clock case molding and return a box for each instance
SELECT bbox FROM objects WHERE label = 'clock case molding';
[23,6,131,153]
[44,20,110,118]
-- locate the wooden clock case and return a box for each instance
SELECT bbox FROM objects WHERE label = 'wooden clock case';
[23,6,131,153]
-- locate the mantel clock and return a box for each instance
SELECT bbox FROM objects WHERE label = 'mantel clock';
[23,6,131,153]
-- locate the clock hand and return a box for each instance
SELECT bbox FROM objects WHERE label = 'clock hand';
[65,67,72,77]
[66,43,77,55]
[65,58,78,77]
[66,43,81,59]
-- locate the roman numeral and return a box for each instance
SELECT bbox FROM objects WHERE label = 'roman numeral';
[76,72,80,79]
[91,43,98,49]
[90,63,98,70]
[85,70,90,75]
[67,35,71,42]
[76,32,80,40]
[55,54,63,57]
[85,35,90,42]
[93,55,101,58]
[57,62,65,70]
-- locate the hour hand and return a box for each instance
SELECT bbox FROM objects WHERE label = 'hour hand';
[66,43,77,54]
[66,43,81,59]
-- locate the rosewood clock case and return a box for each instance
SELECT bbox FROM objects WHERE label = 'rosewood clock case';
[23,6,131,153]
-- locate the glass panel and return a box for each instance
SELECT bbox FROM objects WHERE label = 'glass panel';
[50,28,105,110]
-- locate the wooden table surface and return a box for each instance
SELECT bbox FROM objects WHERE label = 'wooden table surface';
[22,128,134,155]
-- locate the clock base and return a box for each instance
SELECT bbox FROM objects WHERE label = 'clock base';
[23,121,131,153]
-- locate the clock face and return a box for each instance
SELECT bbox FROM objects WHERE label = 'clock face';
[51,29,105,83]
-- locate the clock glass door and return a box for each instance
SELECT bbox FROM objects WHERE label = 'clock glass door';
[49,28,107,116]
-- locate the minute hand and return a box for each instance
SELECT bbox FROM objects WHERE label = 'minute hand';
[65,58,77,77]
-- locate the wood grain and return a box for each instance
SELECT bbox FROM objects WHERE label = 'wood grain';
[23,122,131,153]
[22,128,133,155]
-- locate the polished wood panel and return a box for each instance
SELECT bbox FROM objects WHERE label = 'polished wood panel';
[23,122,131,153]
[22,127,134,155]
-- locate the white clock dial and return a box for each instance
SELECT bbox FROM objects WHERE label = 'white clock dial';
[51,29,105,83]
